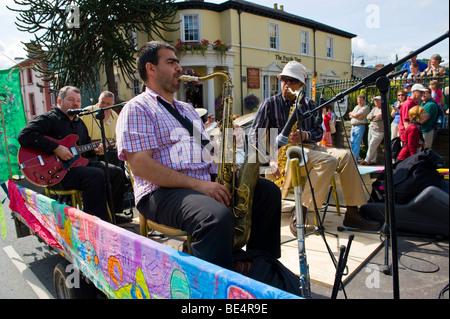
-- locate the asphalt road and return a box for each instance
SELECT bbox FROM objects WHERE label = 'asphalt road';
[1,185,59,299]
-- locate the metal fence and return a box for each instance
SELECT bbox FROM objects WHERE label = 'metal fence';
[315,75,449,119]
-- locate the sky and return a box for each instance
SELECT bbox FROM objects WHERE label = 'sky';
[1,0,449,70]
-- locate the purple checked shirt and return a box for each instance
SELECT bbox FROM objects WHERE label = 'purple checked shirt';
[116,87,216,205]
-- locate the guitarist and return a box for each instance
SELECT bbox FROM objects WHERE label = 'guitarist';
[18,86,126,223]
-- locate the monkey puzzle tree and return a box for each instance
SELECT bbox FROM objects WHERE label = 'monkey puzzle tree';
[8,0,179,98]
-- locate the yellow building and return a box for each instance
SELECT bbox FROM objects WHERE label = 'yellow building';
[112,0,356,117]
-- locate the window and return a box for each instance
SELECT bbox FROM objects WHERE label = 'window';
[269,22,279,50]
[301,31,309,55]
[263,75,280,99]
[27,68,33,84]
[133,80,141,96]
[326,36,334,58]
[29,93,36,116]
[182,14,200,42]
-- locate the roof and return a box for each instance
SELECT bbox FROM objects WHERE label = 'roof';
[175,0,356,39]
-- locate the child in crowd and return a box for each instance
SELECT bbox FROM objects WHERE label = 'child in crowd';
[429,80,445,109]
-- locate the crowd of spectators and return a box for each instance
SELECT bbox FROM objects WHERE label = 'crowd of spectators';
[349,53,447,164]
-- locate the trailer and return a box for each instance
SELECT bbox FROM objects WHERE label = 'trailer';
[7,179,299,300]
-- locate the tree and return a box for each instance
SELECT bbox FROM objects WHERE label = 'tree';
[8,0,179,99]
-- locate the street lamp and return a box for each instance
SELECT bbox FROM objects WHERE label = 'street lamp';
[352,53,365,67]
[351,53,366,78]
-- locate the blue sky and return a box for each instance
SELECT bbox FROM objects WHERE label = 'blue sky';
[1,0,449,70]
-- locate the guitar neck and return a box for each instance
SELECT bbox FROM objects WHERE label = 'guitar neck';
[75,138,115,154]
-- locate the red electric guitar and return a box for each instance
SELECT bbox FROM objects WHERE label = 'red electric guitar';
[18,134,115,186]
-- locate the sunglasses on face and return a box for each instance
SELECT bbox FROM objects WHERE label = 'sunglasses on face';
[280,76,300,84]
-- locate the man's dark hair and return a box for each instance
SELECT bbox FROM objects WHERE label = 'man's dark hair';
[137,41,176,82]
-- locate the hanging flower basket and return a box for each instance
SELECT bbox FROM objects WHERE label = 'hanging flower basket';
[212,39,230,52]
[183,68,201,93]
[244,94,260,110]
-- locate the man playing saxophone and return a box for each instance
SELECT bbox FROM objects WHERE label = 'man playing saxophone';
[249,61,380,233]
[115,41,281,270]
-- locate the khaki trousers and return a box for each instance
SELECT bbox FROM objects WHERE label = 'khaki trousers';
[297,144,367,210]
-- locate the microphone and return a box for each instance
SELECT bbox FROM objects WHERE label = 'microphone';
[276,91,305,147]
[67,109,84,115]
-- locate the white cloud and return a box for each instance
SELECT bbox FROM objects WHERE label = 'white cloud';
[0,38,28,70]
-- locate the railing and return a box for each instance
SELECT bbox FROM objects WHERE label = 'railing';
[315,75,449,118]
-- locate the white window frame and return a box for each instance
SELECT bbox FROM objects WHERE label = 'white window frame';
[301,30,309,55]
[269,22,280,50]
[326,36,334,59]
[181,13,201,43]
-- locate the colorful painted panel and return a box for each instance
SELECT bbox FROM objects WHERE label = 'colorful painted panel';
[8,181,299,299]
[0,69,27,183]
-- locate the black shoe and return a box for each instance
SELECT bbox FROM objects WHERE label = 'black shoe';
[115,215,133,224]
[343,206,380,230]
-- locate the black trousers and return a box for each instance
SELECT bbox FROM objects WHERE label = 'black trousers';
[59,161,126,222]
[137,178,281,270]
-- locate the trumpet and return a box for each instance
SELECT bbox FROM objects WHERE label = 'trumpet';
[288,145,311,299]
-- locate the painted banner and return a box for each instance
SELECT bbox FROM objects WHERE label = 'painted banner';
[8,180,300,299]
[0,68,27,183]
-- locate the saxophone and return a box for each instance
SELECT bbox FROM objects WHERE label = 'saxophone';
[273,89,305,199]
[180,72,260,251]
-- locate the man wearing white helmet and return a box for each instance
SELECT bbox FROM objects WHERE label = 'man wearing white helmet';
[249,61,380,233]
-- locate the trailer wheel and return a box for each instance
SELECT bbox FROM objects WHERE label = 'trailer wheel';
[53,261,94,299]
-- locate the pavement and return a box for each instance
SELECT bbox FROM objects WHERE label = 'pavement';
[1,178,448,300]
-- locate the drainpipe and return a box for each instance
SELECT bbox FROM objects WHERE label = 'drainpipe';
[313,29,317,80]
[238,8,243,114]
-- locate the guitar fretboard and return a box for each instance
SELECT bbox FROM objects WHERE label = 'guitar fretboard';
[75,138,115,154]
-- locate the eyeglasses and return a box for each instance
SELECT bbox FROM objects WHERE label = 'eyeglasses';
[398,94,405,96]
[280,76,300,84]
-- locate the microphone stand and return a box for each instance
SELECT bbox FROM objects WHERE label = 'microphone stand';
[75,102,126,225]
[288,93,348,294]
[311,31,449,299]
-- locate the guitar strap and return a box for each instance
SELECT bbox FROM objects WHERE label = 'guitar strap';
[157,97,214,154]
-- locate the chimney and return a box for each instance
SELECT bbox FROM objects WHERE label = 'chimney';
[274,3,278,10]
[280,5,284,11]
